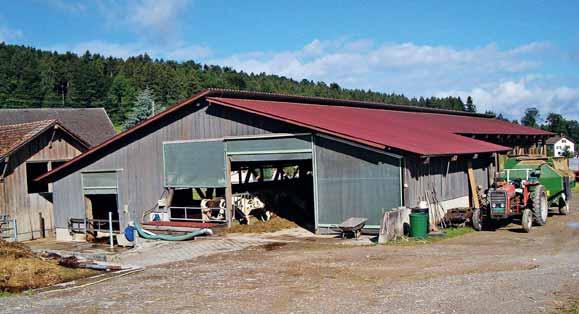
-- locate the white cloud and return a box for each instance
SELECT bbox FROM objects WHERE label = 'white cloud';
[130,0,189,35]
[97,0,190,42]
[46,40,211,61]
[436,79,579,121]
[207,39,547,92]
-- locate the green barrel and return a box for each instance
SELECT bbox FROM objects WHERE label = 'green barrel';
[410,213,428,238]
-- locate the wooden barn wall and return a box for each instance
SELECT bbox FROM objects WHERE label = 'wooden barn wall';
[52,103,303,229]
[404,155,494,208]
[0,130,83,240]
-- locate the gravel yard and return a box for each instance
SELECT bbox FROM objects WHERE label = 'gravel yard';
[1,196,579,314]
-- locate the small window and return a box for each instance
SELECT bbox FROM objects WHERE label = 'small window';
[26,162,49,193]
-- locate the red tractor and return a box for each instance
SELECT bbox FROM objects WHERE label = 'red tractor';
[473,177,548,233]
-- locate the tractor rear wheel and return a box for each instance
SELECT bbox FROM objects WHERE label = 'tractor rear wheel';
[559,197,570,215]
[522,209,533,233]
[532,185,548,226]
[472,208,483,231]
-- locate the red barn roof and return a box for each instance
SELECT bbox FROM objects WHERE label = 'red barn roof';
[207,97,521,156]
[37,89,552,182]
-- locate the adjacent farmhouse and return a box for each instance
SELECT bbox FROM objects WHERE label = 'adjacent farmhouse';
[36,89,553,241]
[0,108,116,241]
[0,120,90,240]
[546,134,576,157]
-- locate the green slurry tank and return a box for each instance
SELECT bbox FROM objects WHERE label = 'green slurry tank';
[502,156,575,214]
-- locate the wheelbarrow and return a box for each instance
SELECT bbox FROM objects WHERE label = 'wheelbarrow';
[337,217,367,239]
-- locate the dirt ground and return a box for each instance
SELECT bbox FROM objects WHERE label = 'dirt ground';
[0,240,98,293]
[2,196,579,314]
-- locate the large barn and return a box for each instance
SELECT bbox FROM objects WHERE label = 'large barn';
[38,89,552,240]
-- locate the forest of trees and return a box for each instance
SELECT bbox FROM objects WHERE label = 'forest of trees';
[0,42,577,146]
[0,43,475,127]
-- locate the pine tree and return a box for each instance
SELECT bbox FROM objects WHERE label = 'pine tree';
[122,88,155,130]
[465,96,476,112]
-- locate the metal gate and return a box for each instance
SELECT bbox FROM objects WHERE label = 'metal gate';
[0,214,17,241]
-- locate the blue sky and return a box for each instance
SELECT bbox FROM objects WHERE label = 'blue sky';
[1,0,578,120]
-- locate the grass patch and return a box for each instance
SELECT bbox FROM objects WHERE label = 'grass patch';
[0,240,99,293]
[383,227,473,246]
[554,297,579,314]
[217,216,298,235]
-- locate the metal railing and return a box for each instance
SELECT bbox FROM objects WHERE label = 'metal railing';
[68,217,120,234]
[169,206,227,223]
[501,168,534,181]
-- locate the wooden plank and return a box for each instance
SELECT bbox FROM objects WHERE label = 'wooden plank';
[467,160,480,209]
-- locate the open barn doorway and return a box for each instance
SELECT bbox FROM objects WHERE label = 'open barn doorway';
[84,194,120,236]
[230,158,315,231]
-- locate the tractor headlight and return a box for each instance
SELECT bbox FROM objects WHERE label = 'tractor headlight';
[491,204,496,208]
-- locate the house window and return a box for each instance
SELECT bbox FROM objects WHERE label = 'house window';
[26,162,49,193]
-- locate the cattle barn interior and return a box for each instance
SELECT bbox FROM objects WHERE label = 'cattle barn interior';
[230,158,315,231]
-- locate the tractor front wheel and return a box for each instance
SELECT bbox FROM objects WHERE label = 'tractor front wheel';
[522,209,533,233]
[472,208,483,231]
[532,185,548,226]
[559,198,570,215]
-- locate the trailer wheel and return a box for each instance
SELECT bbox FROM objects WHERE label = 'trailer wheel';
[532,185,548,226]
[559,197,570,215]
[522,209,533,233]
[472,208,483,231]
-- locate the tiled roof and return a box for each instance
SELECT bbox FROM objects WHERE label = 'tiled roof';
[0,108,115,146]
[0,120,56,157]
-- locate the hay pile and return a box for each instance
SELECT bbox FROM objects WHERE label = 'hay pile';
[220,216,298,235]
[0,240,95,293]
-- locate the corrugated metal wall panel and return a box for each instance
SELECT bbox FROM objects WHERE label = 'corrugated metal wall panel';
[314,136,402,228]
[53,173,83,228]
[163,140,226,188]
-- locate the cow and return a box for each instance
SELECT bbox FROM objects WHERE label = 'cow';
[200,198,226,222]
[232,194,271,224]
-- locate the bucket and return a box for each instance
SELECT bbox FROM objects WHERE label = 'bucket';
[410,212,428,238]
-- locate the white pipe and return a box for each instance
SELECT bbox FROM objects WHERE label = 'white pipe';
[109,211,113,248]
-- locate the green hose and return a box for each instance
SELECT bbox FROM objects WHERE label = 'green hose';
[133,223,213,241]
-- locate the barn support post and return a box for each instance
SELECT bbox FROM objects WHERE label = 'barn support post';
[225,156,233,228]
